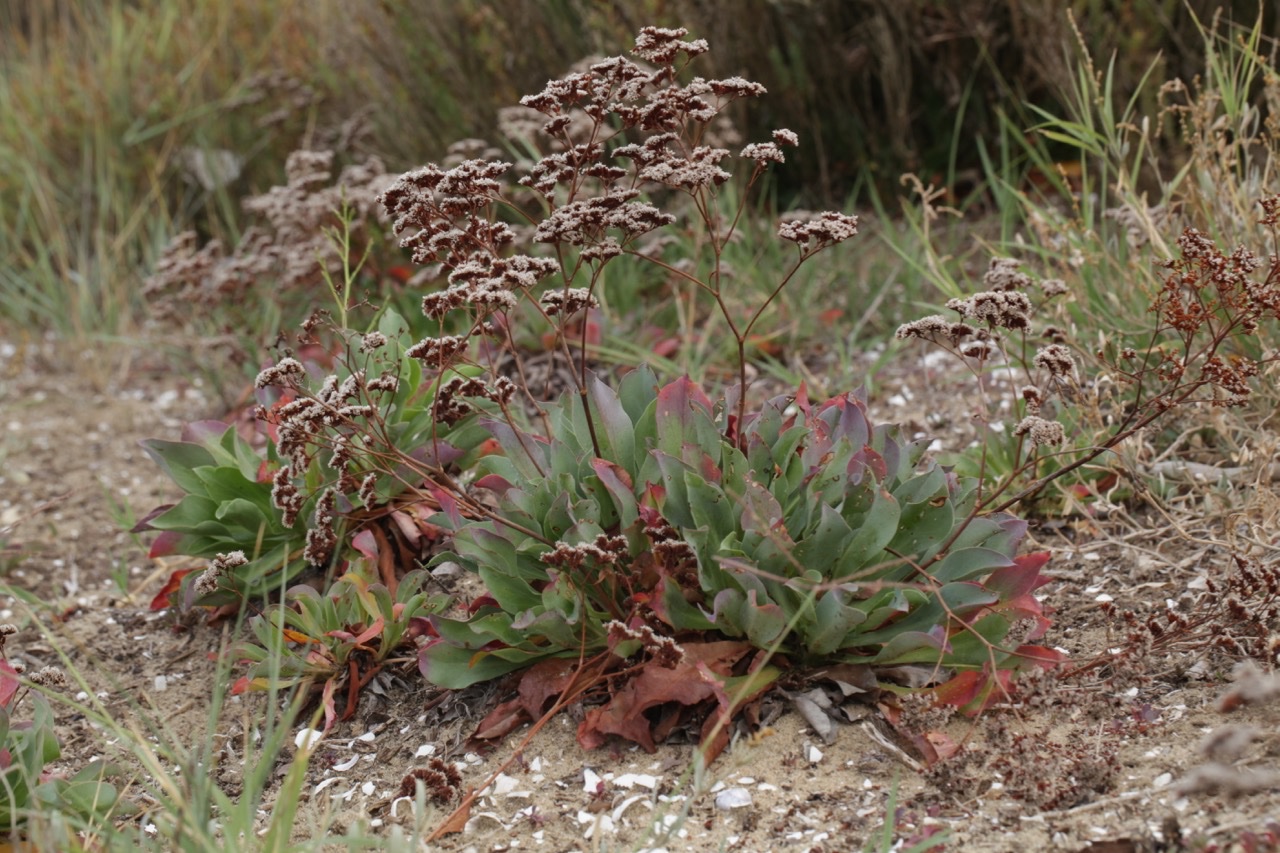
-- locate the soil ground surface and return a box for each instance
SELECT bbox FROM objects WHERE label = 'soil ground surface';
[3,334,1280,852]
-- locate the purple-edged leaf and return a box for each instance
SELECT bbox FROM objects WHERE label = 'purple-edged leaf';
[655,376,716,459]
[850,445,888,483]
[407,439,464,470]
[146,529,186,558]
[474,473,515,494]
[131,503,172,533]
[739,476,784,532]
[985,559,1046,601]
[591,459,638,529]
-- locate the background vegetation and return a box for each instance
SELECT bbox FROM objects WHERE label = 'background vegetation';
[0,0,1268,339]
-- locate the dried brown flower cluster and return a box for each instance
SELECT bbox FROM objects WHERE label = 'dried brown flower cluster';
[145,151,391,320]
[398,758,462,803]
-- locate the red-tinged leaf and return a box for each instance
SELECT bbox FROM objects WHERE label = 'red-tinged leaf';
[794,382,811,415]
[0,660,21,708]
[1013,551,1052,580]
[652,337,681,358]
[0,748,10,769]
[1011,644,1066,669]
[255,459,274,484]
[320,679,338,733]
[427,485,464,527]
[819,308,844,326]
[386,265,414,284]
[131,503,171,534]
[230,675,265,695]
[476,437,502,457]
[350,617,386,648]
[985,560,1044,601]
[146,530,184,558]
[386,507,422,548]
[931,670,985,709]
[149,568,196,610]
[408,616,435,639]
[474,473,514,494]
[467,595,499,615]
[351,529,379,561]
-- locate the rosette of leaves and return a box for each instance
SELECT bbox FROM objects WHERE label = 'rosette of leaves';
[136,419,307,602]
[233,566,447,732]
[420,366,1057,702]
[136,309,489,602]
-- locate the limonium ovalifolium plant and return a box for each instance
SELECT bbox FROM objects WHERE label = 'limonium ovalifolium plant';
[232,25,1061,757]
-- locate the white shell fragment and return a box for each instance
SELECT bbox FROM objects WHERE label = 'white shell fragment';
[715,787,753,810]
[294,728,324,751]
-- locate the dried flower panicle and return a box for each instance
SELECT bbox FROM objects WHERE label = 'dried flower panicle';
[194,550,249,597]
[1013,415,1066,448]
[27,666,68,689]
[144,151,391,318]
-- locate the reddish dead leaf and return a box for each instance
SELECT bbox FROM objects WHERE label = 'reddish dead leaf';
[472,697,528,742]
[694,659,781,764]
[578,641,750,753]
[149,568,196,610]
[471,658,580,744]
[747,334,784,358]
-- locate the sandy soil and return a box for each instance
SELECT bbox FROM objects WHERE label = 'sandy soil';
[3,333,1279,852]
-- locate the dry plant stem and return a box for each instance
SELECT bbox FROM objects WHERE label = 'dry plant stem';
[425,652,613,842]
[989,374,1244,514]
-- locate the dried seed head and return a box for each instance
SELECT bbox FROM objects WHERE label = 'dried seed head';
[194,550,249,597]
[359,331,388,353]
[982,257,1033,292]
[256,358,305,389]
[946,290,1032,330]
[1034,344,1077,380]
[631,26,709,63]
[740,142,785,166]
[1013,416,1066,447]
[539,288,599,316]
[27,666,68,689]
[777,211,859,248]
